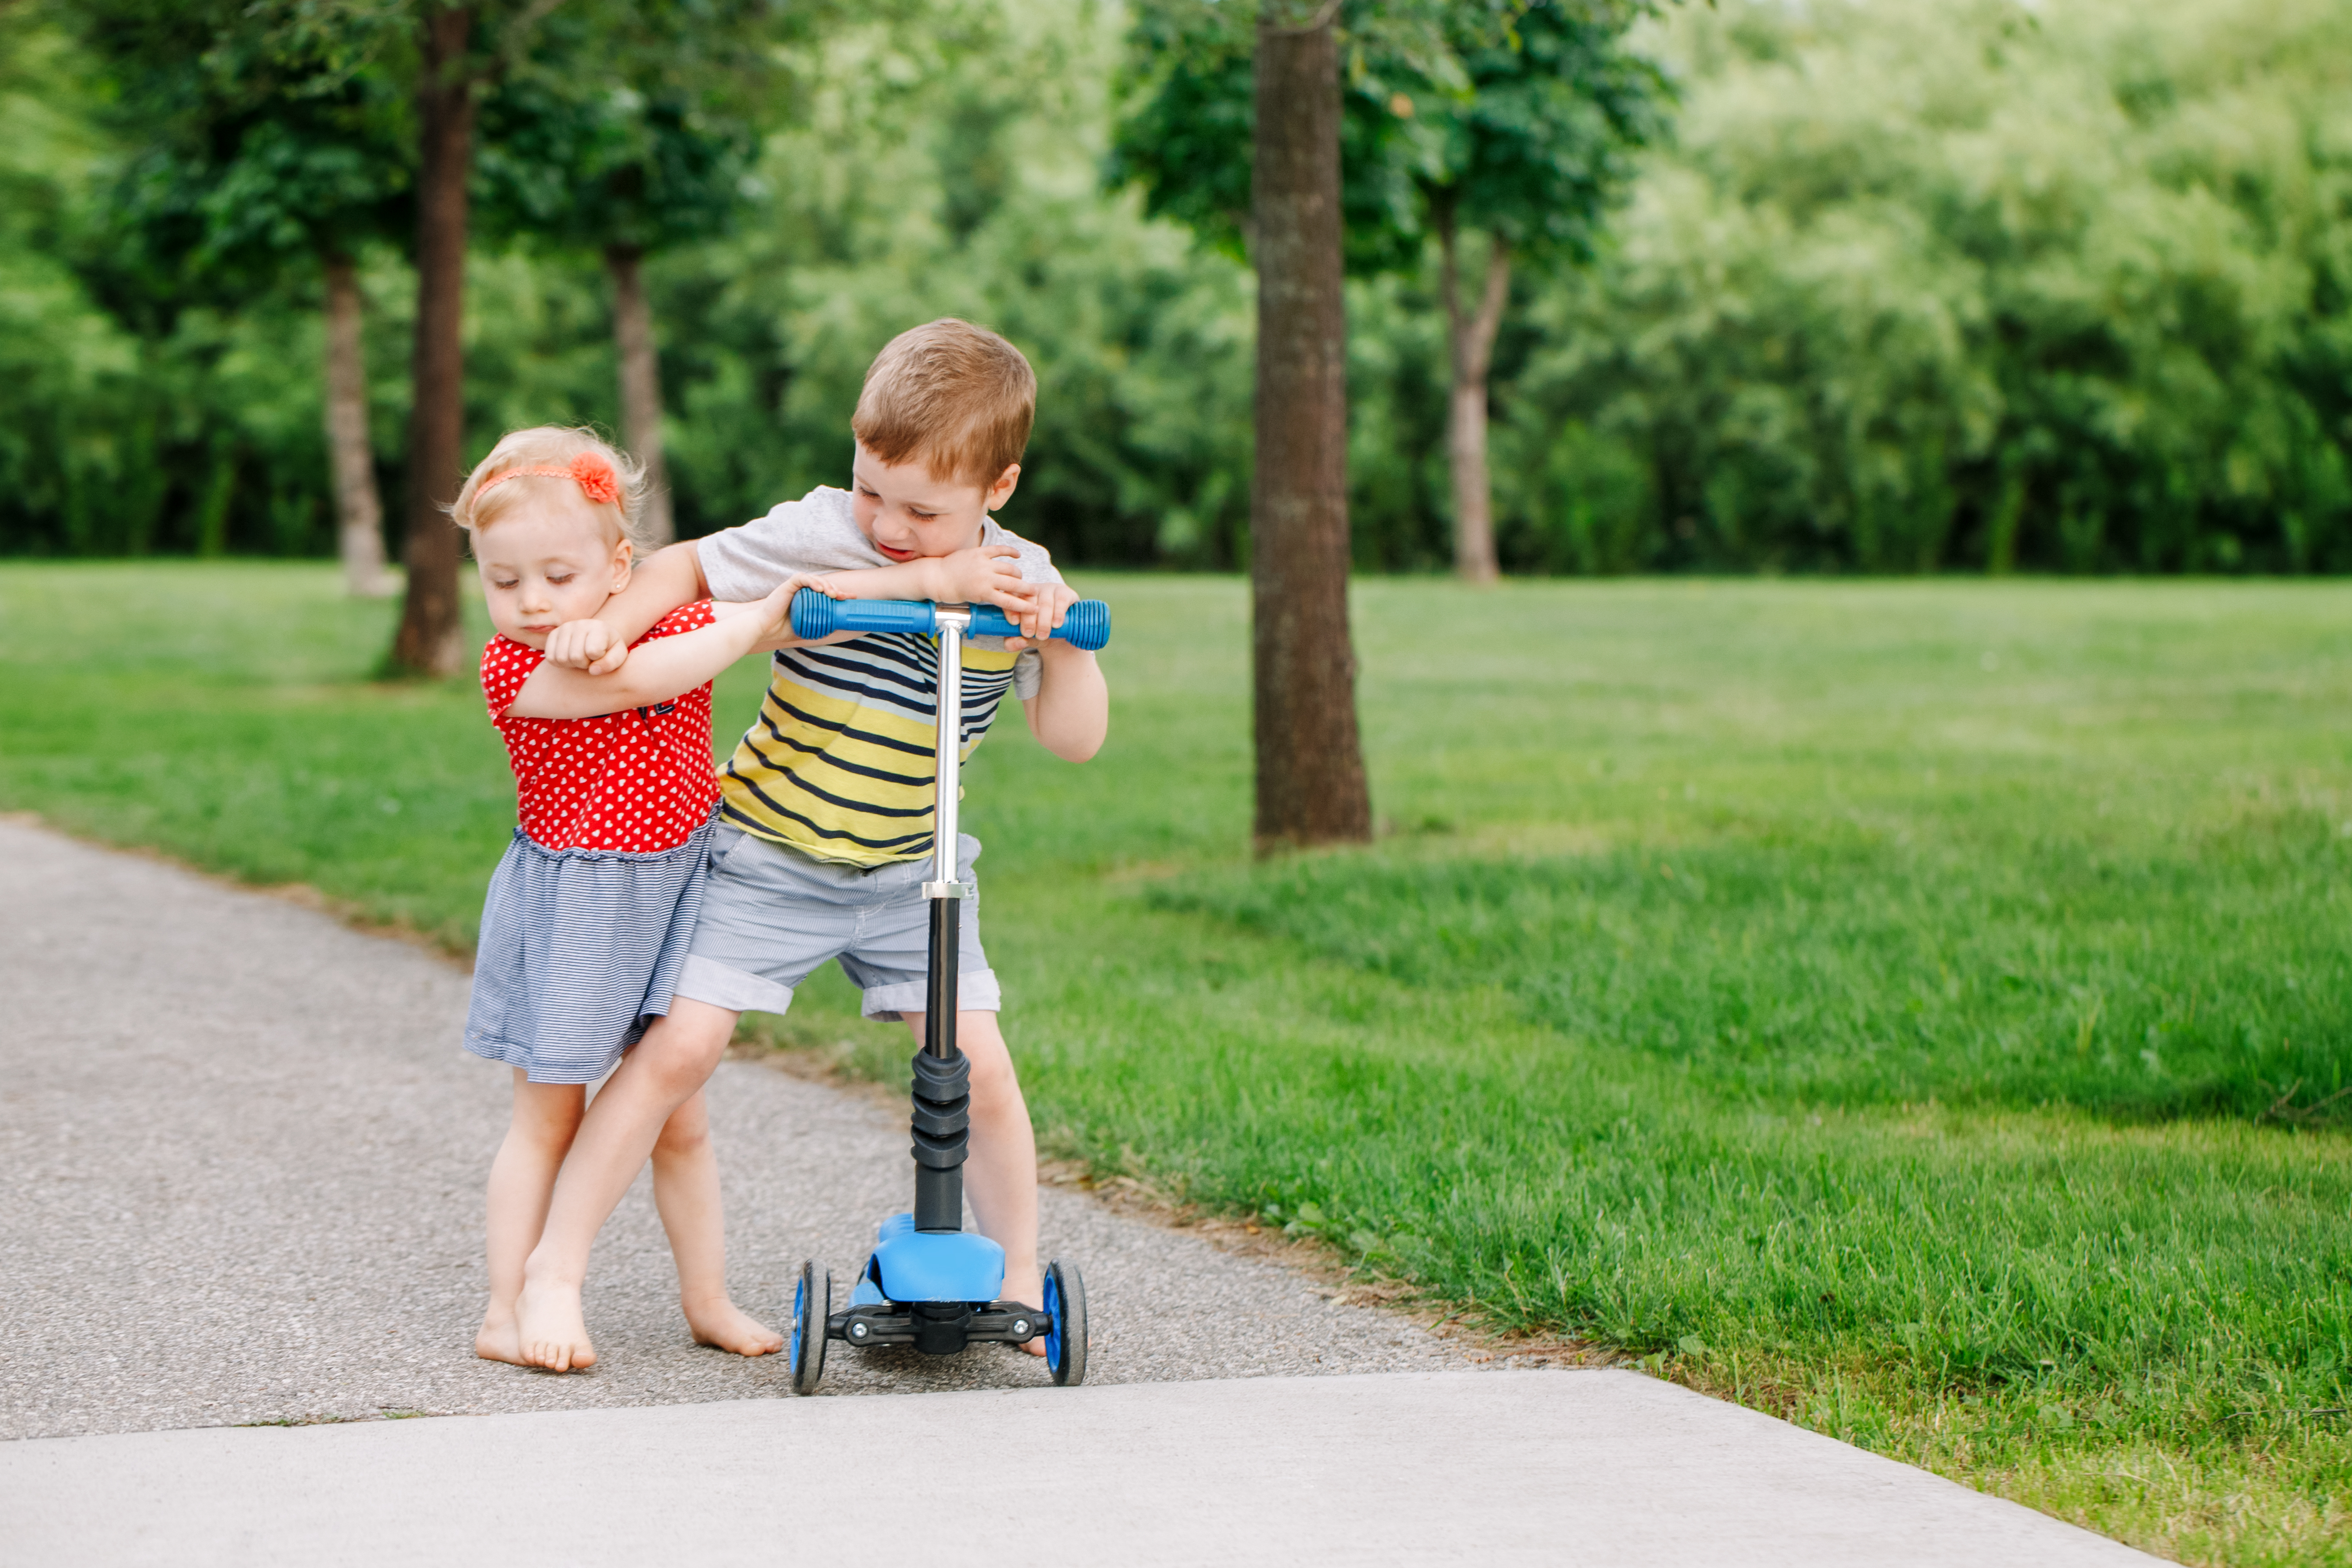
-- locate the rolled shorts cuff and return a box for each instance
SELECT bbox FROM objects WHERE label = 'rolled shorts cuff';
[861,968,1001,1020]
[674,954,797,1017]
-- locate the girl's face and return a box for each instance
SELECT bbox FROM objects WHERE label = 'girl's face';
[472,492,633,649]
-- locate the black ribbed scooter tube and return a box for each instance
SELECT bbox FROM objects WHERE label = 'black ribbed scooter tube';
[911,896,968,1231]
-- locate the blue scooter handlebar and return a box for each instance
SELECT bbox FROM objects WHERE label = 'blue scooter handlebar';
[789,589,1111,651]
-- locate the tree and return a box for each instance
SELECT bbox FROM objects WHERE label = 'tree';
[1248,5,1372,847]
[474,4,779,546]
[387,0,475,676]
[1117,0,1407,848]
[1118,2,1663,584]
[73,0,413,595]
[1397,6,1664,581]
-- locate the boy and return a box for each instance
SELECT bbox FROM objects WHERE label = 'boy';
[505,320,1106,1371]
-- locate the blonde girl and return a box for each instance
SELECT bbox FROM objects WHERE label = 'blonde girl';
[458,427,788,1370]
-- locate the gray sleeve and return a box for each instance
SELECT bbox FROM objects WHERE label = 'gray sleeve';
[996,526,1065,586]
[1012,647,1044,700]
[697,487,882,601]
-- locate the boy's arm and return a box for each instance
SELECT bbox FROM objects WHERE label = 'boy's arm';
[544,541,709,674]
[508,586,792,720]
[802,545,1037,619]
[1020,639,1108,763]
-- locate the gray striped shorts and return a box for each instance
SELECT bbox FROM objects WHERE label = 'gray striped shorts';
[463,811,718,1084]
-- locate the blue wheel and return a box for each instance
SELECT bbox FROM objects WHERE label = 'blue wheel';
[1043,1258,1086,1387]
[789,1260,828,1395]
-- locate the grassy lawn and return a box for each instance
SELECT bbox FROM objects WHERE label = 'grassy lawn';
[4,562,2348,1563]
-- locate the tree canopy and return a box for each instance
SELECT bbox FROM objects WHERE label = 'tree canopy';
[0,0,2345,578]
[1111,1,1666,272]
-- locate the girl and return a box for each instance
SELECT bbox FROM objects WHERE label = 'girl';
[456,426,790,1371]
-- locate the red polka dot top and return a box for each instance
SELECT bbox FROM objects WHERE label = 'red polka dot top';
[480,602,722,854]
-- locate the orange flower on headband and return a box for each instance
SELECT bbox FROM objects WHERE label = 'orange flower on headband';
[568,452,620,505]
[477,452,622,507]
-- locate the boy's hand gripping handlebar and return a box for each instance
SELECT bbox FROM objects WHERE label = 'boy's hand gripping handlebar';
[788,589,1112,651]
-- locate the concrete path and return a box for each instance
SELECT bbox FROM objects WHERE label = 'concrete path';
[1,1373,2153,1567]
[0,820,2156,1564]
[0,819,1454,1439]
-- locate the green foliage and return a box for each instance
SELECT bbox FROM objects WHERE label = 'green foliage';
[472,1,799,256]
[1420,2,1667,262]
[0,0,418,561]
[640,3,1262,564]
[1494,0,2352,574]
[1108,0,1665,271]
[4,0,2350,581]
[75,0,414,296]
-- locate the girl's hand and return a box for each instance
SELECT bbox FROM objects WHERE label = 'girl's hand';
[546,618,628,675]
[777,570,846,609]
[751,582,797,646]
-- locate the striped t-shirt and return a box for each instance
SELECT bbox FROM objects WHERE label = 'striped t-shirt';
[696,486,1060,868]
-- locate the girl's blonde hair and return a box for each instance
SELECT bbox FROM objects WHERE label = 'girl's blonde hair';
[452,427,651,549]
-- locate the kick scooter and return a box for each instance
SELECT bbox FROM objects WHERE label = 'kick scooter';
[782,588,1111,1393]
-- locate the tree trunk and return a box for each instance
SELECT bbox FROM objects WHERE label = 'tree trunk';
[1249,10,1371,851]
[606,244,674,545]
[322,253,392,598]
[389,4,476,678]
[1438,214,1510,586]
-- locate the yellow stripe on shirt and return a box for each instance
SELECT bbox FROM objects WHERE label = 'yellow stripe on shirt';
[718,632,1021,867]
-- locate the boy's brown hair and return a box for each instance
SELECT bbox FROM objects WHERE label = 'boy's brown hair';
[851,318,1035,489]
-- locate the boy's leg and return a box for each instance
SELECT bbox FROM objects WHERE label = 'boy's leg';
[649,1087,783,1357]
[514,997,739,1371]
[478,1074,587,1366]
[897,1008,1044,1352]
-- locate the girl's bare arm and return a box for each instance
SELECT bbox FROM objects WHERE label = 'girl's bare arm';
[507,587,791,720]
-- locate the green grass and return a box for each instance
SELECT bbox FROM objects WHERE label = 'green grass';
[4,563,2349,1563]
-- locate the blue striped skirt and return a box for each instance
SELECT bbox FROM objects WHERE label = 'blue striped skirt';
[463,810,719,1084]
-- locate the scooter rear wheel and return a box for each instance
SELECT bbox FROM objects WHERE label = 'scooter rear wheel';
[1043,1258,1087,1387]
[789,1260,829,1395]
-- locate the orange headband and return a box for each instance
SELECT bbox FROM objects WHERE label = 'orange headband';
[476,452,622,508]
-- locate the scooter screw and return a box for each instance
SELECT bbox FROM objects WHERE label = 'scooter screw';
[1012,1319,1030,1335]
[850,1323,868,1341]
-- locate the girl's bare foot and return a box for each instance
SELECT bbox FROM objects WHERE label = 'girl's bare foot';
[684,1294,783,1357]
[475,1311,531,1366]
[516,1278,597,1371]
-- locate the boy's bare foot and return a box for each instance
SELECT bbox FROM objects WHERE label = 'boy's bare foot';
[474,1311,531,1367]
[684,1295,784,1357]
[515,1278,597,1371]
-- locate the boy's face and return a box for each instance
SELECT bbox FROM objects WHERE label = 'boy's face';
[473,497,633,649]
[850,442,1020,561]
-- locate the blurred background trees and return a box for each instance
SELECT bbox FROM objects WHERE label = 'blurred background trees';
[82,0,414,597]
[0,0,2345,578]
[1112,0,1668,585]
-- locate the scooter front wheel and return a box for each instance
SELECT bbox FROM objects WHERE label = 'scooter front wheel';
[789,1260,830,1395]
[1043,1258,1087,1387]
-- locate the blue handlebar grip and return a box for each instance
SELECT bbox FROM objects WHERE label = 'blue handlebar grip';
[791,589,1112,651]
[967,600,1112,651]
[788,590,937,641]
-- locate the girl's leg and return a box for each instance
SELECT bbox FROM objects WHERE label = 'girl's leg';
[649,1088,783,1356]
[899,1009,1044,1354]
[514,997,738,1371]
[477,1074,587,1366]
